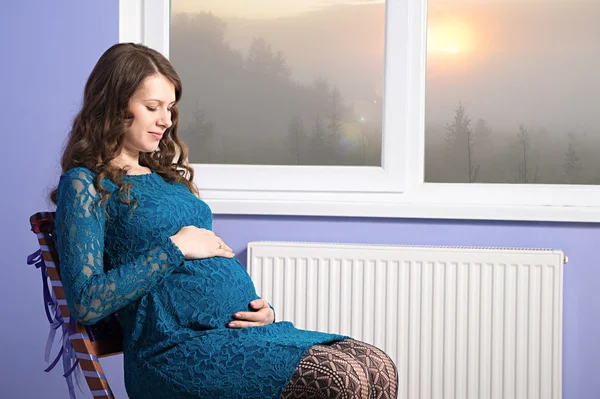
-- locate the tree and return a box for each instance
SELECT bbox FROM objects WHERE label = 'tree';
[310,112,328,165]
[564,132,583,184]
[474,118,491,142]
[182,107,215,163]
[359,131,368,165]
[326,87,344,160]
[245,37,291,82]
[171,12,228,50]
[515,124,538,183]
[445,102,479,182]
[312,78,331,115]
[287,116,306,164]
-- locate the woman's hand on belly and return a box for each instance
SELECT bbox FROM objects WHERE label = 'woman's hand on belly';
[169,226,234,260]
[227,299,275,329]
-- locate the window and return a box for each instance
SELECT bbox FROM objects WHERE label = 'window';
[170,3,385,168]
[120,0,600,222]
[425,0,599,186]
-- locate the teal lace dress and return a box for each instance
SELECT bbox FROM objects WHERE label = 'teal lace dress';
[54,167,346,399]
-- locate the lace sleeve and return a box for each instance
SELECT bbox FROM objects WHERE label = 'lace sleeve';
[55,168,185,325]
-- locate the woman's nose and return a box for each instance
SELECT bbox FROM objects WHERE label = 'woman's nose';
[157,111,172,128]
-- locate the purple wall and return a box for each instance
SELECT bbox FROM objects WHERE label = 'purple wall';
[2,1,599,398]
[2,1,123,397]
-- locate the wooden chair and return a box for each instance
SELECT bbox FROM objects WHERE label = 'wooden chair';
[28,212,123,398]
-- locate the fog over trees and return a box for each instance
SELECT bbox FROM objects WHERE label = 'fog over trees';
[171,11,382,167]
[423,1,600,185]
[171,1,600,185]
[425,102,598,184]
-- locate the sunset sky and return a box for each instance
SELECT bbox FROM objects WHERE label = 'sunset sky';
[171,0,599,130]
[172,0,385,19]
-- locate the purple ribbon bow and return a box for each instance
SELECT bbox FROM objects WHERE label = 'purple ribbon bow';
[27,249,83,398]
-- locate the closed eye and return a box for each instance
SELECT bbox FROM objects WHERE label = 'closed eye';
[146,106,173,112]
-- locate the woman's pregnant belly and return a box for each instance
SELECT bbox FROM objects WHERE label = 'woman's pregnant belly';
[160,256,260,330]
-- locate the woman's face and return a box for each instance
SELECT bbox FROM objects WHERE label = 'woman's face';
[123,73,176,155]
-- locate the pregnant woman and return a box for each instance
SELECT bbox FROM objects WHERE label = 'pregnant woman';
[52,42,398,399]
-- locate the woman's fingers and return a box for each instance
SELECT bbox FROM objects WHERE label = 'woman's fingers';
[250,299,268,309]
[228,305,274,328]
[227,320,258,329]
[221,242,233,253]
[213,234,233,254]
[215,242,234,257]
[217,249,235,258]
[233,311,266,323]
[211,234,234,257]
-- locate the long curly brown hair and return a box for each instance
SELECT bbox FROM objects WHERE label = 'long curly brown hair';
[50,42,198,207]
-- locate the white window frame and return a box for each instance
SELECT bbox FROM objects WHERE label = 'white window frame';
[119,0,600,222]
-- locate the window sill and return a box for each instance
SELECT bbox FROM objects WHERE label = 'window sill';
[202,187,600,223]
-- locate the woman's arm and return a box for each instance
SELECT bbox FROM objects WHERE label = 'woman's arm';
[55,168,185,325]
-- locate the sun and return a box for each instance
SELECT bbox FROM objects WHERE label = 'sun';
[427,18,477,55]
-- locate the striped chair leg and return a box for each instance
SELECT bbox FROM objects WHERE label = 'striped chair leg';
[31,212,116,399]
[67,324,115,399]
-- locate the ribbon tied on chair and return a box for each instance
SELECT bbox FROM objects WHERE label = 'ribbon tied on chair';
[27,248,83,398]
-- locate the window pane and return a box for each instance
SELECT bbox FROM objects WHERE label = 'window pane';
[424,0,600,184]
[170,0,385,166]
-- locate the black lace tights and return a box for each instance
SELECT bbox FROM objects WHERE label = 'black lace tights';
[281,339,398,399]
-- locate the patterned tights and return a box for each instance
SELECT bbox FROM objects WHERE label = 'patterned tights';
[281,339,398,399]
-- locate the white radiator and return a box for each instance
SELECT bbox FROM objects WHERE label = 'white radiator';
[247,241,565,399]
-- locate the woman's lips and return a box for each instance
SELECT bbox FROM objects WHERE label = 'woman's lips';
[149,132,163,140]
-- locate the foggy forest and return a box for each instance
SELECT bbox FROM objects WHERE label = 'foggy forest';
[170,0,600,185]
